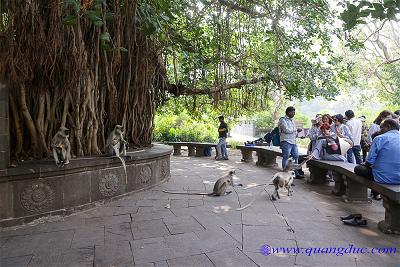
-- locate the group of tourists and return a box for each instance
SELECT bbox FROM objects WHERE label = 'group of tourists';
[279,106,400,200]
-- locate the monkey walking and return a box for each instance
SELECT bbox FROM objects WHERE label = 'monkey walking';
[162,170,237,196]
[236,158,312,211]
[51,127,71,167]
[107,125,128,184]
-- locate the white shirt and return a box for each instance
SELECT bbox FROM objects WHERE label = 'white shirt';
[346,118,363,146]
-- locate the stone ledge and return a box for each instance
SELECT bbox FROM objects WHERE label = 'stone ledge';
[0,144,172,227]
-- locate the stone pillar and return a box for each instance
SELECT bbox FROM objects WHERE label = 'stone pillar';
[0,83,9,169]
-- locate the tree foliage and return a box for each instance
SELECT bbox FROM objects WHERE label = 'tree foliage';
[340,0,400,31]
[159,0,346,116]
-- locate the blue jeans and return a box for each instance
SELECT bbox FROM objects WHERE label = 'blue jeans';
[280,141,299,175]
[216,137,228,159]
[347,145,362,164]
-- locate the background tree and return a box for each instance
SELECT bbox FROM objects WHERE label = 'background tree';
[0,0,348,160]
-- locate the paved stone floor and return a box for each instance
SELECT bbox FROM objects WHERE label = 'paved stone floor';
[1,150,400,267]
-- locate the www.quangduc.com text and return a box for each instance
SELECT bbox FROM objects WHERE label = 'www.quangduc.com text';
[260,244,397,256]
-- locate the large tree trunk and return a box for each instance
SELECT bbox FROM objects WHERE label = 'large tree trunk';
[0,1,168,160]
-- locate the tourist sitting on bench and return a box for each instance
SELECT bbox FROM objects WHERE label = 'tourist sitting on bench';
[354,119,400,200]
[308,123,352,162]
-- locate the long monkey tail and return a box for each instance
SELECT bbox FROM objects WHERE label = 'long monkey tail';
[162,190,212,195]
[113,145,128,184]
[236,173,278,211]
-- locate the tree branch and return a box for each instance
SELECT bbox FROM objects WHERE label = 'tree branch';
[218,0,268,18]
[167,77,267,96]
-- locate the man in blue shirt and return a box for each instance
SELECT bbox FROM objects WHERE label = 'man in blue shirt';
[354,119,400,198]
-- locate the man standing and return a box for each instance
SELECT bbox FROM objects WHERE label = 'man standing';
[216,115,229,160]
[345,110,362,164]
[278,106,303,179]
[354,119,400,199]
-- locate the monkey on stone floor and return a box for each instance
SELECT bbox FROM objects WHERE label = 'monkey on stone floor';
[51,127,71,167]
[162,170,238,196]
[236,159,299,211]
[106,124,128,183]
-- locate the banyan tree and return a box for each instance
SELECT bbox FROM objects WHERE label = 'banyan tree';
[1,0,343,161]
[0,0,170,159]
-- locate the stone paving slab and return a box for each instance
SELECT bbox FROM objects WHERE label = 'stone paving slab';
[0,255,33,267]
[29,247,94,267]
[167,253,214,267]
[94,240,134,267]
[1,151,400,266]
[206,247,258,266]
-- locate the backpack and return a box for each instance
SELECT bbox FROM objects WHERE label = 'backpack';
[319,136,341,155]
[271,127,280,146]
[263,132,273,144]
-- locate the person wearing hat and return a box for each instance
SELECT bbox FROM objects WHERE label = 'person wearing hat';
[308,114,322,154]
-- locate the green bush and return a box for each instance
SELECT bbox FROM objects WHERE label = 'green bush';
[153,112,218,142]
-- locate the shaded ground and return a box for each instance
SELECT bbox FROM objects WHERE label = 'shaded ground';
[1,150,399,266]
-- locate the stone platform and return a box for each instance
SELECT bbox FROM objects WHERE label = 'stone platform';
[0,144,172,227]
[0,150,399,266]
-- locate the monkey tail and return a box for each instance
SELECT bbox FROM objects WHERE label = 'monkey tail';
[111,145,128,184]
[236,184,269,211]
[162,190,211,195]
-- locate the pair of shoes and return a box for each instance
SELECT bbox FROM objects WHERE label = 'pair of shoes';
[215,157,223,161]
[295,174,304,179]
[340,213,361,221]
[223,158,229,160]
[342,217,367,226]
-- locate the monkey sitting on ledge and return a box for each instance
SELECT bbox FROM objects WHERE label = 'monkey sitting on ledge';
[51,127,71,167]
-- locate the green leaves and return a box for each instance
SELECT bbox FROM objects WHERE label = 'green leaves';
[67,0,82,13]
[63,15,77,25]
[340,0,400,31]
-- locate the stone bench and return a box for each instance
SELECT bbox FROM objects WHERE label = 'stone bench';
[236,145,307,167]
[167,142,230,157]
[308,160,400,234]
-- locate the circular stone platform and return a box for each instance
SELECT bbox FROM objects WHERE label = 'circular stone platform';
[0,144,172,227]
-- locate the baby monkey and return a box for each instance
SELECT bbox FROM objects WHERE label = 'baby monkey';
[162,170,237,196]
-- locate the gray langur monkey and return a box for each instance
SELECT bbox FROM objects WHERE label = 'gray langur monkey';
[237,158,305,211]
[51,127,71,167]
[162,170,237,196]
[107,124,128,184]
[106,125,127,156]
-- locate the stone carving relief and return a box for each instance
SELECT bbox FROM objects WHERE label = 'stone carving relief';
[20,182,55,212]
[99,173,120,197]
[161,159,169,179]
[138,165,152,186]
